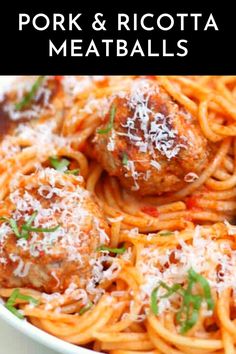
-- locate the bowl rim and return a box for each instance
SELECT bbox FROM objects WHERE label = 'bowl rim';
[0,303,98,354]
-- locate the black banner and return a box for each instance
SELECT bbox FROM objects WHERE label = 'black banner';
[0,3,235,74]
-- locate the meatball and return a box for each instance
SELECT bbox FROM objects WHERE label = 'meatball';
[92,79,212,196]
[0,168,110,293]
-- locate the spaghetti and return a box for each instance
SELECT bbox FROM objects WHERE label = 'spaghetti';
[0,75,236,354]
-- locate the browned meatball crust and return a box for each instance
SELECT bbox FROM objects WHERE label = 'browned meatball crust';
[92,79,212,195]
[0,169,110,293]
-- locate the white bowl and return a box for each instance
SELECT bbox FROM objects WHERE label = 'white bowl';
[0,304,96,354]
[0,75,97,354]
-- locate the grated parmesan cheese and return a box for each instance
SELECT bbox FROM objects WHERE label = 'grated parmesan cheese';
[150,160,161,170]
[138,225,236,315]
[123,80,187,160]
[184,172,199,183]
[9,254,31,277]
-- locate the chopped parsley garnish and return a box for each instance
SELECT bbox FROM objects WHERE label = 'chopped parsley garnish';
[150,268,214,334]
[49,156,79,175]
[0,211,60,240]
[23,224,60,233]
[78,300,93,315]
[65,169,80,175]
[97,104,116,134]
[122,153,128,166]
[0,217,21,238]
[158,231,174,237]
[96,244,126,254]
[5,289,39,319]
[15,76,45,111]
[49,156,70,171]
[151,282,181,315]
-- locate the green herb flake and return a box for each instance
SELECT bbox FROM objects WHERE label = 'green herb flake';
[23,224,60,233]
[151,282,182,315]
[5,289,39,319]
[96,244,126,255]
[49,156,70,172]
[65,169,80,175]
[158,231,174,237]
[79,301,93,316]
[0,217,21,238]
[0,212,60,240]
[150,287,159,315]
[187,268,214,311]
[122,153,128,166]
[20,211,38,239]
[15,76,45,111]
[150,268,214,334]
[97,104,116,134]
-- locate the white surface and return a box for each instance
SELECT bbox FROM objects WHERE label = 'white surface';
[0,76,96,354]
